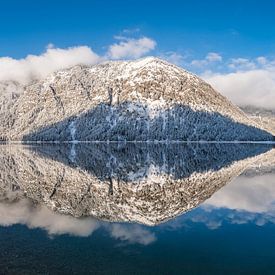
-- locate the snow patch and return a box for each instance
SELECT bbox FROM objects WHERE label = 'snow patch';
[69,120,77,142]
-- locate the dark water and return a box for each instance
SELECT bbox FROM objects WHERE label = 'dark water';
[0,143,275,274]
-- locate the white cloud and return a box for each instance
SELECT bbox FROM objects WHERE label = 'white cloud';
[0,46,101,85]
[206,52,222,62]
[160,51,185,65]
[191,59,208,67]
[46,43,55,49]
[256,56,268,65]
[200,55,275,109]
[228,57,256,70]
[191,52,222,68]
[204,66,275,109]
[1,35,273,111]
[0,34,157,86]
[107,37,156,59]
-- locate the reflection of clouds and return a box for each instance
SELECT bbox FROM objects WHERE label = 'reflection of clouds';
[193,174,275,229]
[162,173,275,231]
[190,214,222,230]
[108,224,156,245]
[191,210,274,230]
[0,199,155,245]
[205,174,275,213]
[0,199,99,236]
[201,210,275,230]
[163,207,275,231]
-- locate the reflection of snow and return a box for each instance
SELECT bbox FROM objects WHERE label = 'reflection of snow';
[69,143,76,163]
[127,164,166,184]
[69,120,76,141]
[68,120,77,162]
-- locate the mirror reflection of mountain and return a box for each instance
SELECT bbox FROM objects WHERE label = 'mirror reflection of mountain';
[0,143,274,226]
[242,147,275,176]
[183,149,275,230]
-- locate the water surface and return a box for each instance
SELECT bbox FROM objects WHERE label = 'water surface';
[1,143,275,274]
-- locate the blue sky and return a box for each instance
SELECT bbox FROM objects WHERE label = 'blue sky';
[1,0,275,59]
[1,0,275,109]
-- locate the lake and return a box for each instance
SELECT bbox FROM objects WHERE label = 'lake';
[1,143,275,274]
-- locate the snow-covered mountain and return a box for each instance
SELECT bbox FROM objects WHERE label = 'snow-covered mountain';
[0,57,273,141]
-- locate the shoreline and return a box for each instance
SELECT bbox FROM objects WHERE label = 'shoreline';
[1,140,275,145]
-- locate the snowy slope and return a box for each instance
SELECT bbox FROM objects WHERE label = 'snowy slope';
[0,57,273,141]
[241,106,275,136]
[0,81,22,140]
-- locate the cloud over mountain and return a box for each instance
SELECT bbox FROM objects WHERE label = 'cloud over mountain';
[204,66,275,109]
[0,34,274,111]
[0,46,101,85]
[107,36,156,59]
[0,35,156,86]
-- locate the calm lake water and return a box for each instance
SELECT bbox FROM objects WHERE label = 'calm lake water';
[1,143,275,274]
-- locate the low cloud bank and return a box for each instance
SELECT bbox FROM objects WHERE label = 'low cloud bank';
[204,68,275,109]
[0,198,156,245]
[0,46,101,85]
[0,36,156,86]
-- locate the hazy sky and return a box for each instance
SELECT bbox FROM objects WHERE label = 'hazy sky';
[1,0,275,108]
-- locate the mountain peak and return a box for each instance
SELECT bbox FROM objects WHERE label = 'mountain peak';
[0,57,273,142]
[127,56,169,66]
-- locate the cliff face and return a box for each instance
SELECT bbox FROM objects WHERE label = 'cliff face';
[0,57,272,141]
[0,143,273,225]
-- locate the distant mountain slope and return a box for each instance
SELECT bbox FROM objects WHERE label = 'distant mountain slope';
[241,106,275,136]
[0,57,273,141]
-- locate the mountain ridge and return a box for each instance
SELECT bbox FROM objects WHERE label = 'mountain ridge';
[0,57,273,141]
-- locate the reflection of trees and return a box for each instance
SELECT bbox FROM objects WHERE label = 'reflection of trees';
[0,143,273,225]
